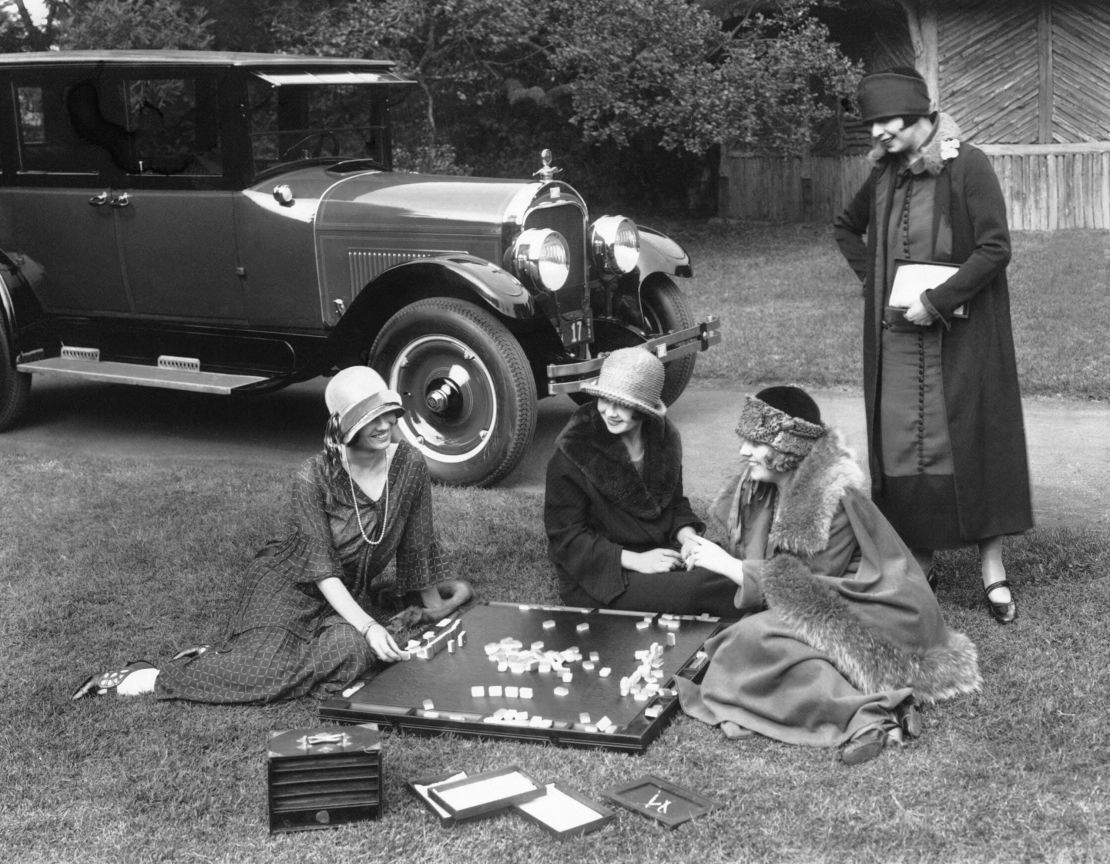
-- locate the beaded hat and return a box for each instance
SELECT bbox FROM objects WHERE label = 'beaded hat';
[580,346,667,419]
[325,366,404,444]
[735,385,826,458]
[857,69,932,123]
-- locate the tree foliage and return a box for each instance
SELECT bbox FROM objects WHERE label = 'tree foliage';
[259,0,858,160]
[58,0,215,50]
[0,0,864,208]
[542,0,859,155]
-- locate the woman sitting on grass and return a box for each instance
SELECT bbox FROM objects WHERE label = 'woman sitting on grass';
[73,367,471,703]
[544,346,739,618]
[678,386,981,765]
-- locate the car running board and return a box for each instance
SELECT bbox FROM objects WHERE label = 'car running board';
[17,347,269,394]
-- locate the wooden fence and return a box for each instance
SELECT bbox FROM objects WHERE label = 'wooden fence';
[719,142,1110,230]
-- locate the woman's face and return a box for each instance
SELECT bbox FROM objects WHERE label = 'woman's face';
[349,412,398,453]
[597,397,642,439]
[739,437,791,485]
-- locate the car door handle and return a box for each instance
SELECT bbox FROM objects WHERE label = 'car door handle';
[88,191,110,206]
[109,193,130,208]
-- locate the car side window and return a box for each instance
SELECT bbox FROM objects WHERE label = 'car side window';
[13,75,222,180]
[15,82,103,175]
[121,76,223,177]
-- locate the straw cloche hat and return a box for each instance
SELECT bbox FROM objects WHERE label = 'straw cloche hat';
[580,346,666,419]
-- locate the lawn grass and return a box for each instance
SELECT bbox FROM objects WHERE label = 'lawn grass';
[4,452,1110,864]
[658,221,1110,401]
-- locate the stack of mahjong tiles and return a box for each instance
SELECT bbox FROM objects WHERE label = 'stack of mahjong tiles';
[402,616,466,660]
[474,635,615,730]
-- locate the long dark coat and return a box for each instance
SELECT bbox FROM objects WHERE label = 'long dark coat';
[833,122,1033,541]
[544,404,703,604]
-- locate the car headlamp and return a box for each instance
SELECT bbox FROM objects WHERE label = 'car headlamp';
[589,216,639,275]
[512,228,570,292]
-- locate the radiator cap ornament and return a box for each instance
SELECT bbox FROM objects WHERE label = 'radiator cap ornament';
[533,149,562,182]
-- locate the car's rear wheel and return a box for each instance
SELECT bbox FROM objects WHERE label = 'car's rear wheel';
[0,323,30,431]
[369,298,537,487]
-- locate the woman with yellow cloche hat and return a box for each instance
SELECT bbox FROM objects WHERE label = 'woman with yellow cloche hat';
[73,366,471,703]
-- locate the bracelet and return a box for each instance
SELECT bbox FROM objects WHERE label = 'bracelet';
[358,620,378,638]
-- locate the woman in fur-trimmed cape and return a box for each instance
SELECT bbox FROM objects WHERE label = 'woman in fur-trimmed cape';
[678,387,981,764]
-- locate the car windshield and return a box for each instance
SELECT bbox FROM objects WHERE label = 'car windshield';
[247,79,390,176]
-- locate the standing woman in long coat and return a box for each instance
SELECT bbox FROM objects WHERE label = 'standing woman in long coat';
[833,67,1033,623]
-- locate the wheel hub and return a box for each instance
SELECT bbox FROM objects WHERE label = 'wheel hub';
[388,337,497,463]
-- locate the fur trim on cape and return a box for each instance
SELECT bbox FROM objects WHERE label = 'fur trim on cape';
[556,403,681,520]
[710,429,981,703]
[768,430,866,557]
[710,429,867,557]
[759,554,982,703]
[868,112,963,175]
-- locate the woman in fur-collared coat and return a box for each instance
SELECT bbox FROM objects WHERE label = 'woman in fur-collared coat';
[833,67,1032,624]
[679,387,981,765]
[544,347,739,618]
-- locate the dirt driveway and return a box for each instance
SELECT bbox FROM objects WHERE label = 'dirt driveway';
[5,378,1108,532]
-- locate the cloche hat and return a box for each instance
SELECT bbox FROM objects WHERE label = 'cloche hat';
[857,68,932,123]
[580,346,666,419]
[325,366,404,444]
[735,385,826,458]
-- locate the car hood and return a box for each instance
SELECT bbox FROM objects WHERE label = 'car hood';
[251,167,582,233]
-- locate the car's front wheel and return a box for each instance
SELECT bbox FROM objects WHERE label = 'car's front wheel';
[369,298,537,487]
[641,277,697,405]
[589,276,697,406]
[0,323,30,431]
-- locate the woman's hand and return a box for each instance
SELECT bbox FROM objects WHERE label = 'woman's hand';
[623,548,683,574]
[363,621,403,662]
[904,298,934,326]
[683,536,744,584]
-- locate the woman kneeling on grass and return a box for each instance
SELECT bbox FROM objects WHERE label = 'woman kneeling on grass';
[677,386,981,765]
[544,346,739,618]
[73,367,471,703]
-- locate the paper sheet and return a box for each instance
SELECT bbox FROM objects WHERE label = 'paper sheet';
[889,261,959,308]
[517,784,603,832]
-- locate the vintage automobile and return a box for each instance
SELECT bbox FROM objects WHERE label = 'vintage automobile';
[0,51,719,486]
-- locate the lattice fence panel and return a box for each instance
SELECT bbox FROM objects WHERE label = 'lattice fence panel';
[939,0,1040,143]
[1052,0,1110,143]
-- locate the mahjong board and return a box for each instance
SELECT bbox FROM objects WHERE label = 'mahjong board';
[318,601,727,753]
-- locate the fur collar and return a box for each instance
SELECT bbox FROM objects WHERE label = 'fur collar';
[867,112,962,175]
[768,430,866,556]
[711,430,866,557]
[556,403,682,520]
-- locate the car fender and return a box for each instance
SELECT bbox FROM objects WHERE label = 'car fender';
[636,226,692,281]
[0,250,45,346]
[328,253,536,358]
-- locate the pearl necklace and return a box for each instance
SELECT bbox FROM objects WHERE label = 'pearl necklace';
[344,450,389,546]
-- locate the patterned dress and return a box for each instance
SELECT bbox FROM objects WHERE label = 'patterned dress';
[156,442,447,704]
